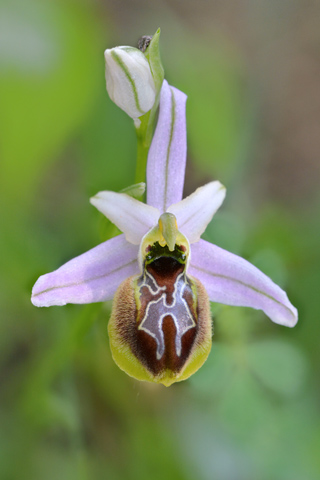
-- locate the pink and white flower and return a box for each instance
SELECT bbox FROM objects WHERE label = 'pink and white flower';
[32,80,297,386]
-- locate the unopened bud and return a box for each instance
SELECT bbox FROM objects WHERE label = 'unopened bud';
[104,46,156,122]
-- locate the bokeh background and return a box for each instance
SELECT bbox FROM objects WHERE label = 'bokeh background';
[1,0,320,479]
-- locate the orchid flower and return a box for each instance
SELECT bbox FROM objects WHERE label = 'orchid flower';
[31,80,298,386]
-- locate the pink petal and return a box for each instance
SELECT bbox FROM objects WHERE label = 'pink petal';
[189,239,298,327]
[168,181,226,243]
[32,234,139,306]
[90,191,159,245]
[146,80,187,213]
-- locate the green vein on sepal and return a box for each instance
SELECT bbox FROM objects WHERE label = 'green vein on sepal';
[163,87,175,212]
[111,49,144,115]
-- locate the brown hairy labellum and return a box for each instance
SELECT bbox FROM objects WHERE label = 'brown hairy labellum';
[108,249,212,386]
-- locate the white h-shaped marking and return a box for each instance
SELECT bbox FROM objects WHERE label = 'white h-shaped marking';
[138,272,196,360]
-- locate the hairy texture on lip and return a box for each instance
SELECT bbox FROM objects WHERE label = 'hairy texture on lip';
[108,262,212,386]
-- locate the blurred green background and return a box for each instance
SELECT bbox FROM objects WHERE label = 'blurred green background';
[1,0,320,479]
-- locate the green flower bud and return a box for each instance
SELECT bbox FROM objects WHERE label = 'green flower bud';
[104,46,157,124]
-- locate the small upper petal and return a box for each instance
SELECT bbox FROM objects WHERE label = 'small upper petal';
[31,234,139,307]
[189,239,298,327]
[168,181,226,244]
[147,80,187,212]
[90,191,160,245]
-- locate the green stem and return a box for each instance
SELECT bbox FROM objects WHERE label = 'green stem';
[135,121,150,184]
[134,107,156,184]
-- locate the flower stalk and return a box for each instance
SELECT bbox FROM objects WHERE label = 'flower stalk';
[134,28,164,184]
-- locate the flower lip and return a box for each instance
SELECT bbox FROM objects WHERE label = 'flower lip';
[108,237,212,386]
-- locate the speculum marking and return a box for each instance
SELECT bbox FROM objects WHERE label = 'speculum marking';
[138,271,196,360]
